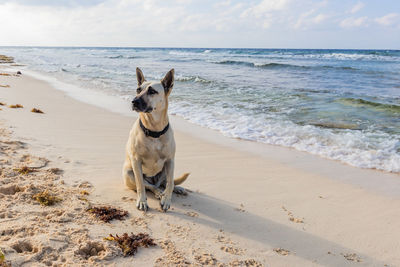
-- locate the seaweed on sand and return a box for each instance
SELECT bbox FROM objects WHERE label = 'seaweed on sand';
[14,166,38,175]
[31,108,44,114]
[0,55,14,63]
[104,233,156,256]
[87,206,128,223]
[8,104,23,108]
[0,248,11,267]
[0,249,4,262]
[33,190,62,206]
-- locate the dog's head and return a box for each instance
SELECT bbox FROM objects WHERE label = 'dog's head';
[132,68,174,113]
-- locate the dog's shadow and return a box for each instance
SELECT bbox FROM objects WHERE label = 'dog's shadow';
[151,190,385,266]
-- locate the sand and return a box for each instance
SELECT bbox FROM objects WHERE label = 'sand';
[1,68,400,266]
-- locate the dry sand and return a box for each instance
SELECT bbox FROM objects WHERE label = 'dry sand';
[1,68,400,266]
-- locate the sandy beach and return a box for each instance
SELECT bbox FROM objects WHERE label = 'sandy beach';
[1,67,400,266]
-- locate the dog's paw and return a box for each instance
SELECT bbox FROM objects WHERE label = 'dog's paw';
[160,195,171,212]
[173,186,187,195]
[136,199,148,212]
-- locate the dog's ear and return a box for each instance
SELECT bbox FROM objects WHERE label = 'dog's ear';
[136,67,146,86]
[161,69,174,95]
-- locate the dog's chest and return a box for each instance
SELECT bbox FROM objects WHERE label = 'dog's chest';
[138,139,169,175]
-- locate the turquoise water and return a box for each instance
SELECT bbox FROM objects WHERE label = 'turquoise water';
[1,47,399,172]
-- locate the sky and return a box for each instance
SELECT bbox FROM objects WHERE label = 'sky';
[0,0,399,49]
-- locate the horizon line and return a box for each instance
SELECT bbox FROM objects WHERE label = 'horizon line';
[0,45,399,51]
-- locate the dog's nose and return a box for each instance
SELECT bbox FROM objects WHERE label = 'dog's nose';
[132,97,140,107]
[132,97,146,111]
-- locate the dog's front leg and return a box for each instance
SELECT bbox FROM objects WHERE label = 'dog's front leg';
[131,157,148,211]
[160,159,174,212]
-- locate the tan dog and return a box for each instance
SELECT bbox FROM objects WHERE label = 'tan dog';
[123,68,189,211]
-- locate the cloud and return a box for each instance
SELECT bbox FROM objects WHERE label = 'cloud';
[350,2,364,14]
[0,0,105,7]
[0,0,398,48]
[241,0,291,18]
[375,13,399,26]
[294,9,328,30]
[340,16,368,28]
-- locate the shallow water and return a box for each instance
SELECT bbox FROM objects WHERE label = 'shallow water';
[1,47,399,172]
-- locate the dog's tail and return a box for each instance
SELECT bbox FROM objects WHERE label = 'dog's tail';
[174,173,190,185]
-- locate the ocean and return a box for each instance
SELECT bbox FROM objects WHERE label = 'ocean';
[1,47,399,173]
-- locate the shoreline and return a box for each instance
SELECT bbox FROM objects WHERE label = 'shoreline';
[4,65,399,195]
[1,67,400,266]
[1,52,399,174]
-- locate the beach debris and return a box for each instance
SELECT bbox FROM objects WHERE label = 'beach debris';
[0,55,14,64]
[31,108,44,114]
[9,104,23,108]
[0,248,11,267]
[87,206,128,223]
[0,73,11,76]
[13,166,38,175]
[0,248,4,262]
[104,232,156,256]
[33,190,62,206]
[0,102,5,106]
[282,206,304,224]
[0,85,10,88]
[342,253,362,262]
[17,71,22,75]
[274,248,290,256]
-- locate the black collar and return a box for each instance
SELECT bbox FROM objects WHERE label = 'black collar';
[139,119,169,138]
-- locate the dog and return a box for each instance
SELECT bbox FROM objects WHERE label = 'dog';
[123,67,189,212]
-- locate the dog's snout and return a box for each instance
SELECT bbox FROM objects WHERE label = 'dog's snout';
[132,97,140,107]
[132,97,147,112]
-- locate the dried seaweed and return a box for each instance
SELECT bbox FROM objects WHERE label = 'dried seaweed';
[0,102,5,106]
[104,232,156,256]
[0,73,11,76]
[31,108,44,114]
[0,249,4,262]
[87,206,128,223]
[14,166,38,175]
[33,190,62,206]
[0,85,10,88]
[8,104,23,109]
[0,55,14,64]
[0,248,10,267]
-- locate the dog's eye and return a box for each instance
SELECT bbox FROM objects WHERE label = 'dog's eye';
[136,87,142,94]
[148,87,158,95]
